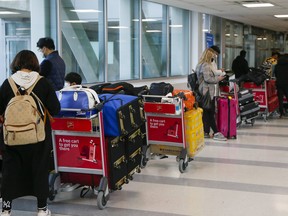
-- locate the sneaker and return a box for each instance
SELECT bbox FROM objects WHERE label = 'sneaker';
[204,133,211,138]
[213,132,227,141]
[0,211,11,216]
[37,209,51,216]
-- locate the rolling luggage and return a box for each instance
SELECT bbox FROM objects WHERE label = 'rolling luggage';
[217,97,237,139]
[56,85,100,118]
[238,89,254,106]
[99,94,145,137]
[239,101,260,120]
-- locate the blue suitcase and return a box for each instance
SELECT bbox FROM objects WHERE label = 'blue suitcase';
[99,94,144,137]
[56,85,100,118]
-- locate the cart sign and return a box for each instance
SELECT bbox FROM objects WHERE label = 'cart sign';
[147,116,183,143]
[253,91,266,106]
[54,135,102,170]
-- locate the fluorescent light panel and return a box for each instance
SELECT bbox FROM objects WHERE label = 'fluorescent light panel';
[0,11,20,14]
[274,15,288,18]
[242,3,274,8]
[70,9,101,13]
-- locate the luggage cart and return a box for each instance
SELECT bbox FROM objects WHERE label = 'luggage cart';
[243,79,278,121]
[142,95,189,173]
[49,111,109,210]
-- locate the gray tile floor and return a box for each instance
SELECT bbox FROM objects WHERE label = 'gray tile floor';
[5,115,288,216]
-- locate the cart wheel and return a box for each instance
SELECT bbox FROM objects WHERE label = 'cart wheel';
[251,118,255,126]
[48,172,60,201]
[140,154,147,168]
[178,159,187,173]
[97,191,107,210]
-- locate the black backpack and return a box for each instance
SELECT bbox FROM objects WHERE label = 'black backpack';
[187,69,199,91]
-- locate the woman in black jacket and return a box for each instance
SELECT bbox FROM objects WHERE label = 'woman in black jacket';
[274,53,288,118]
[0,50,60,216]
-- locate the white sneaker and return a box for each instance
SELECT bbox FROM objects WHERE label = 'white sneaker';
[37,209,51,216]
[0,210,11,216]
[213,132,227,141]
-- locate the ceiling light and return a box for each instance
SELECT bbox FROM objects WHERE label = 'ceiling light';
[62,20,89,23]
[70,9,101,13]
[242,3,274,8]
[108,26,128,29]
[0,11,20,15]
[146,30,162,33]
[169,25,183,28]
[274,15,288,18]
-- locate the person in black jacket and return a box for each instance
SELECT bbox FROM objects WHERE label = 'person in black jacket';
[0,50,60,216]
[274,53,288,118]
[37,37,66,91]
[232,50,250,85]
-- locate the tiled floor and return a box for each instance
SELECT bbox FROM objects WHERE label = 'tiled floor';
[7,115,288,216]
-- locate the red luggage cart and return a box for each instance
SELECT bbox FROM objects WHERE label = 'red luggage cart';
[49,111,109,210]
[243,79,278,121]
[142,95,189,173]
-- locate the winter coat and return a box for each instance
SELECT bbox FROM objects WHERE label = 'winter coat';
[40,51,66,91]
[232,55,250,78]
[196,62,219,100]
[274,54,288,88]
[0,77,60,201]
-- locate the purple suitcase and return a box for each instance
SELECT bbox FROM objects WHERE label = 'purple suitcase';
[217,97,237,139]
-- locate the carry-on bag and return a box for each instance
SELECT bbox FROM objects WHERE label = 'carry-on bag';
[239,101,260,120]
[148,82,174,102]
[217,97,237,139]
[99,94,144,137]
[56,85,100,118]
[102,82,135,95]
[173,89,196,111]
[238,89,254,106]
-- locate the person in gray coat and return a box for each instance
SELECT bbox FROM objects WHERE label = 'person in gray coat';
[196,48,227,141]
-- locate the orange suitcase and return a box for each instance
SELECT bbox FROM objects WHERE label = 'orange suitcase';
[173,89,195,111]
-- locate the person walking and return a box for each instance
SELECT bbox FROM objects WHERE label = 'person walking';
[37,37,66,91]
[274,53,288,118]
[0,50,60,216]
[196,48,227,141]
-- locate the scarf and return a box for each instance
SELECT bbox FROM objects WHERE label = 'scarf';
[11,71,40,89]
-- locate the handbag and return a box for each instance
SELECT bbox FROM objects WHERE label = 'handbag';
[196,90,212,110]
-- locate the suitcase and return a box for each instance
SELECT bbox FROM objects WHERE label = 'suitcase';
[238,89,254,106]
[105,136,128,190]
[217,97,237,139]
[172,89,196,111]
[184,108,205,158]
[56,85,100,118]
[239,102,260,120]
[99,94,144,137]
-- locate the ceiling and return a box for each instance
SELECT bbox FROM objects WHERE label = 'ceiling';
[152,0,288,33]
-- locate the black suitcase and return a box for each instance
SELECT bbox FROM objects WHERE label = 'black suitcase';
[238,89,254,106]
[106,136,128,190]
[239,102,260,120]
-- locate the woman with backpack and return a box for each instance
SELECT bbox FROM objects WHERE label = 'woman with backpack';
[0,50,60,216]
[196,48,227,141]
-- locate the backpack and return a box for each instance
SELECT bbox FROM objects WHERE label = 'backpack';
[187,69,199,91]
[3,77,46,146]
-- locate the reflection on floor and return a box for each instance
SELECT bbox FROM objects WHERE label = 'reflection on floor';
[6,116,288,216]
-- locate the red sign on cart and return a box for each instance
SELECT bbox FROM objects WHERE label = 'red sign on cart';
[147,116,183,143]
[54,135,102,170]
[253,91,266,106]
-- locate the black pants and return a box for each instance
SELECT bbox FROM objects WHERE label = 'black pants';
[277,85,288,116]
[202,97,218,134]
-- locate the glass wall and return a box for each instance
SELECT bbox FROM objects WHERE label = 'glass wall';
[107,0,140,81]
[169,6,189,76]
[142,1,166,78]
[60,0,104,83]
[0,0,286,85]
